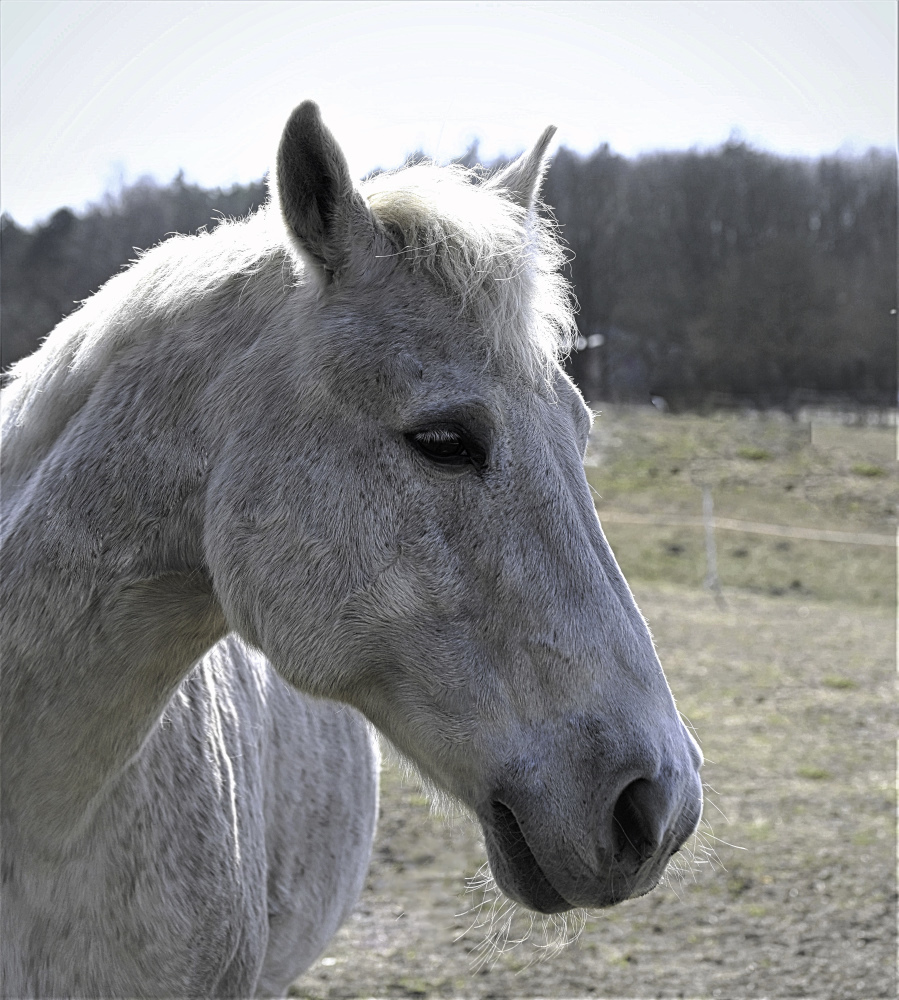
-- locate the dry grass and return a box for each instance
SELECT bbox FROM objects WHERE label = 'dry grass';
[293,588,895,999]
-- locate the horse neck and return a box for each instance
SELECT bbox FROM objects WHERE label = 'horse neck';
[0,288,270,851]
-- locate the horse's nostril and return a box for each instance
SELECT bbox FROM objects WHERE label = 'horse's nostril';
[612,778,663,860]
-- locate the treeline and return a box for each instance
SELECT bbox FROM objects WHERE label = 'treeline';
[1,143,896,408]
[544,141,897,408]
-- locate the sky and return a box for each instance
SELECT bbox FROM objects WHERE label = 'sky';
[1,0,896,227]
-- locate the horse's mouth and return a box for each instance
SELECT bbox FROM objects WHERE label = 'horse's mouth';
[481,800,574,914]
[481,795,684,914]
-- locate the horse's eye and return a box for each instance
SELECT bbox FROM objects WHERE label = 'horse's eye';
[408,427,486,470]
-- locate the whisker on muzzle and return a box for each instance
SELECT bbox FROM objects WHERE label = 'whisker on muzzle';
[459,866,588,971]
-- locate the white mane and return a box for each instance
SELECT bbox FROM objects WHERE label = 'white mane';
[0,210,294,477]
[363,163,576,379]
[2,161,575,480]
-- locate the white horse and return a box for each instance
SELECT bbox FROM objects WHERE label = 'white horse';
[0,102,702,998]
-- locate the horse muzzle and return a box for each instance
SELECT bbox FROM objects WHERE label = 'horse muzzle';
[477,760,703,914]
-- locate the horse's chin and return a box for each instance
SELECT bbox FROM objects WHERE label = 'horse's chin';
[480,801,575,915]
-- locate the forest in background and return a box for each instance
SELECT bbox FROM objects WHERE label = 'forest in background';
[1,140,896,410]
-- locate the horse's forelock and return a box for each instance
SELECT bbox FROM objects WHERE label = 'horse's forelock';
[361,163,576,382]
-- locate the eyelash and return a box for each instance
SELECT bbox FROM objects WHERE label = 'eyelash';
[407,426,487,470]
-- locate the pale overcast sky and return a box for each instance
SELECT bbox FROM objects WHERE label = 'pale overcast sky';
[1,0,895,227]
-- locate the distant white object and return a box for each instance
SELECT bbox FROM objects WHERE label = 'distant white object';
[575,333,605,350]
[651,395,669,412]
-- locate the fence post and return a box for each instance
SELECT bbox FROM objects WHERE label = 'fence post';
[702,487,727,609]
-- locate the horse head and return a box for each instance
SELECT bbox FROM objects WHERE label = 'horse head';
[205,101,702,914]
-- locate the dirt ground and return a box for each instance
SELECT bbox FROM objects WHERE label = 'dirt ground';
[292,584,896,1000]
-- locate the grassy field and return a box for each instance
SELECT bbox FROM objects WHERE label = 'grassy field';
[294,407,896,1000]
[586,405,896,607]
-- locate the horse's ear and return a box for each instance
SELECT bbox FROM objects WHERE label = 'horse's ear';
[485,125,557,212]
[275,101,373,281]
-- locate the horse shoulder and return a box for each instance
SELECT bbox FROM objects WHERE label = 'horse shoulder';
[250,641,380,994]
[144,637,380,994]
[0,637,378,999]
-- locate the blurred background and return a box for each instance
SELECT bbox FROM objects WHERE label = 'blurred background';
[1,3,896,997]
